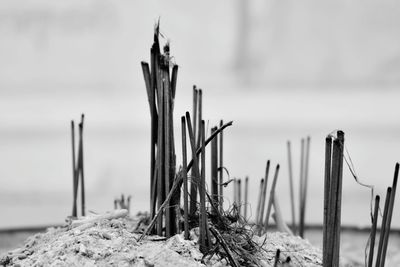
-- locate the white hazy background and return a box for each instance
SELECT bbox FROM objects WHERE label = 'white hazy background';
[1,0,400,229]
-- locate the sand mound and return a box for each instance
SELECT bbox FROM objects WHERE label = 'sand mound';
[0,212,327,266]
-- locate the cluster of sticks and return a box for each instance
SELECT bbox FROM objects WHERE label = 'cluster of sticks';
[254,161,281,235]
[114,194,131,213]
[287,137,311,237]
[70,114,85,218]
[322,131,344,267]
[141,23,179,238]
[367,163,398,267]
[141,24,234,251]
[232,177,249,219]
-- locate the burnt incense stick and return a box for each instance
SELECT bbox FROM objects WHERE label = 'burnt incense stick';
[163,78,171,237]
[192,86,198,150]
[181,116,189,240]
[259,160,270,231]
[185,112,200,216]
[141,61,157,219]
[79,114,85,217]
[323,136,332,266]
[264,164,280,231]
[71,121,77,218]
[368,195,380,267]
[196,89,203,149]
[155,73,164,236]
[219,120,224,212]
[287,141,296,234]
[375,187,392,267]
[300,136,310,237]
[238,179,242,215]
[199,120,207,252]
[333,131,344,266]
[255,179,264,226]
[211,127,218,212]
[299,138,305,237]
[244,176,249,219]
[380,163,399,267]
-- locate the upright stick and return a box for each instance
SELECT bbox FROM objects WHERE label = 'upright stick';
[244,176,249,219]
[79,114,85,217]
[211,127,219,212]
[299,138,305,237]
[287,141,296,234]
[219,120,224,212]
[71,121,77,217]
[323,136,332,266]
[163,78,171,237]
[238,179,242,215]
[368,195,380,267]
[181,116,189,240]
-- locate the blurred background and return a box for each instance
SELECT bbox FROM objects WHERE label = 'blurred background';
[1,0,400,232]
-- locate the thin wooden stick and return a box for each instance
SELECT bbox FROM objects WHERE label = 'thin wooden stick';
[141,61,157,220]
[332,131,344,266]
[71,121,77,218]
[163,76,171,238]
[170,65,178,100]
[299,138,305,237]
[155,73,164,236]
[211,126,219,212]
[219,120,224,212]
[255,179,264,226]
[79,114,85,217]
[259,160,270,231]
[196,89,203,149]
[192,86,198,149]
[186,112,200,216]
[238,179,242,215]
[380,162,399,267]
[287,140,296,234]
[300,136,310,237]
[323,136,332,266]
[375,187,392,267]
[244,176,249,219]
[264,164,280,231]
[181,116,189,240]
[199,120,208,253]
[368,195,380,267]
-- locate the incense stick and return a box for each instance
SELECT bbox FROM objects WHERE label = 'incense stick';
[219,120,224,212]
[368,195,380,267]
[244,176,249,219]
[375,187,392,267]
[287,141,296,234]
[323,136,332,266]
[264,164,280,231]
[181,116,189,240]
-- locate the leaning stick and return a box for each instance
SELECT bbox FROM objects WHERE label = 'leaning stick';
[259,160,270,228]
[375,187,392,267]
[380,162,399,267]
[255,179,264,226]
[367,195,380,267]
[287,140,296,234]
[264,164,280,231]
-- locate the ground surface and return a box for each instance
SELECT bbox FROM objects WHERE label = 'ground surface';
[0,211,327,267]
